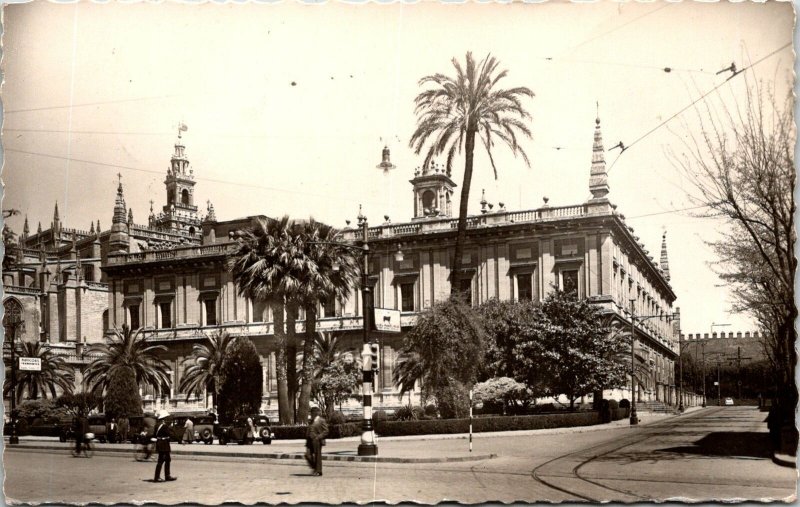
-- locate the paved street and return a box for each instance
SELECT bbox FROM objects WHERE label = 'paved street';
[4,406,796,503]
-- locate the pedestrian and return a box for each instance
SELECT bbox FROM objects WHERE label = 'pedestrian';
[107,417,118,443]
[304,407,328,476]
[73,412,89,456]
[246,416,256,443]
[153,410,177,482]
[182,417,194,444]
[118,415,129,443]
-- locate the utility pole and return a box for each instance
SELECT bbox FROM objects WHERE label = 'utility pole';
[701,341,706,407]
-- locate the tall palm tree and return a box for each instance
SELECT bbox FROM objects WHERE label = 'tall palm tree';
[83,324,170,394]
[3,342,74,402]
[294,219,359,423]
[229,215,303,425]
[410,52,533,292]
[179,330,235,411]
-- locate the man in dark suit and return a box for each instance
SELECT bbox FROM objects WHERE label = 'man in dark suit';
[73,413,89,455]
[305,407,328,476]
[153,410,177,482]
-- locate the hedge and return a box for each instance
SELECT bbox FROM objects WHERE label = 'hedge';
[374,411,603,437]
[271,409,630,440]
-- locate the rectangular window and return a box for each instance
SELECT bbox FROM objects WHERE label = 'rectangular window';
[252,300,267,323]
[400,282,415,312]
[129,304,140,330]
[516,274,533,301]
[159,302,172,329]
[562,269,579,295]
[204,299,217,326]
[83,265,94,282]
[458,278,472,306]
[322,296,336,318]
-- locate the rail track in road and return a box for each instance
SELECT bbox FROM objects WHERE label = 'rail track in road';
[530,407,725,501]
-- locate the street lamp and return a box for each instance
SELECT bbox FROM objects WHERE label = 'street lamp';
[628,300,680,425]
[3,304,24,445]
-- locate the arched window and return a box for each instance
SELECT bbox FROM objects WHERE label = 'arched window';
[181,189,190,205]
[102,309,109,332]
[421,190,436,214]
[168,189,175,205]
[3,298,24,339]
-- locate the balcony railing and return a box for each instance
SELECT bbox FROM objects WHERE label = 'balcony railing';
[107,243,235,265]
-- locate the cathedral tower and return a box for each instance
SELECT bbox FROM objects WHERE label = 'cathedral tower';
[410,161,456,220]
[154,125,201,236]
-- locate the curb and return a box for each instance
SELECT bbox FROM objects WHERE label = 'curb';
[7,443,496,464]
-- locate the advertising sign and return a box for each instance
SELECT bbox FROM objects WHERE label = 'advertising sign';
[18,357,42,372]
[374,308,401,333]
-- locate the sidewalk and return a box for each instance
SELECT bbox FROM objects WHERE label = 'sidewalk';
[3,409,693,464]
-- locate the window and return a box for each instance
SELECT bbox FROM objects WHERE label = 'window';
[400,282,415,312]
[204,299,217,326]
[83,265,94,282]
[252,299,267,323]
[181,189,190,205]
[129,304,140,330]
[562,269,579,295]
[516,274,533,301]
[458,278,473,306]
[322,296,336,318]
[159,302,172,329]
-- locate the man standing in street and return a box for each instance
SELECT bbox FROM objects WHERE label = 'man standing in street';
[73,412,89,456]
[305,407,328,476]
[181,417,194,444]
[153,410,177,482]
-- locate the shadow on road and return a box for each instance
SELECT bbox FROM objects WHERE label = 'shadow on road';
[660,432,773,459]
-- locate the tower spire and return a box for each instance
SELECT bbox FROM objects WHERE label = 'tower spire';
[113,180,127,225]
[588,112,610,201]
[660,231,671,282]
[22,216,29,237]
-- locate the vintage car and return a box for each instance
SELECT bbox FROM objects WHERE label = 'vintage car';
[168,413,216,444]
[217,415,273,445]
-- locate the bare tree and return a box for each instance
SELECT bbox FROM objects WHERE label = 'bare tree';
[671,79,795,402]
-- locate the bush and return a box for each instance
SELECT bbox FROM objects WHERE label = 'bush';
[424,404,438,418]
[271,422,361,440]
[436,381,470,419]
[375,411,602,437]
[372,410,389,422]
[607,399,619,410]
[611,407,629,421]
[328,411,346,425]
[619,399,630,409]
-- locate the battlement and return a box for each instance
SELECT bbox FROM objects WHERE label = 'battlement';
[681,331,763,341]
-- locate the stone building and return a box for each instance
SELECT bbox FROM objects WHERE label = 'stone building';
[4,118,681,415]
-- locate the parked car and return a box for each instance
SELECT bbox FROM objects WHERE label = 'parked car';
[217,415,273,445]
[88,414,109,443]
[724,397,735,406]
[129,414,158,443]
[28,416,71,438]
[168,413,216,444]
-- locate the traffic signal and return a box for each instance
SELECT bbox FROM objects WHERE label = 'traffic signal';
[370,343,380,374]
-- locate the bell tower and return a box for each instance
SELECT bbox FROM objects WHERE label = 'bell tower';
[154,124,201,236]
[410,161,457,220]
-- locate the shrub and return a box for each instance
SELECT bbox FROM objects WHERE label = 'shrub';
[104,366,143,420]
[372,410,389,422]
[375,411,601,437]
[436,381,470,419]
[271,422,361,440]
[328,422,361,439]
[424,404,438,418]
[328,411,346,425]
[619,399,630,409]
[218,337,263,423]
[607,399,619,410]
[611,407,629,421]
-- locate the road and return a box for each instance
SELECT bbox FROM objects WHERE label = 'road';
[4,406,796,503]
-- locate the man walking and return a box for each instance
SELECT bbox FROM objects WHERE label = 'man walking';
[305,407,328,476]
[153,410,177,482]
[73,412,89,456]
[181,417,194,444]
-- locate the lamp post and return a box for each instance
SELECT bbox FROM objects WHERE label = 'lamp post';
[675,307,684,412]
[3,305,24,445]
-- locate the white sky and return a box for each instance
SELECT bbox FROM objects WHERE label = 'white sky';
[1,1,794,335]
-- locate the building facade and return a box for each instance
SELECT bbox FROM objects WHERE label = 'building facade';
[4,118,682,415]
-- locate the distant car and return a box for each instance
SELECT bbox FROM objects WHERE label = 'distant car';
[724,397,734,406]
[168,413,216,444]
[217,415,273,445]
[88,414,110,443]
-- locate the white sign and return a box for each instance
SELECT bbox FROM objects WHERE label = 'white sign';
[19,357,41,372]
[374,308,401,333]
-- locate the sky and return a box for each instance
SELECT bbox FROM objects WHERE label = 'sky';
[1,1,794,335]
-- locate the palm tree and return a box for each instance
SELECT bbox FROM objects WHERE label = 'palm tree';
[294,219,358,423]
[3,342,74,402]
[410,52,533,292]
[179,330,235,411]
[83,324,170,395]
[229,215,301,425]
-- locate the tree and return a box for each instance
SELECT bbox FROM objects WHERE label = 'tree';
[56,391,101,417]
[217,337,263,423]
[294,219,358,423]
[392,297,486,418]
[3,342,74,402]
[312,358,361,419]
[477,298,548,396]
[672,81,795,405]
[103,366,143,420]
[410,52,533,292]
[531,290,628,409]
[2,223,18,271]
[179,330,234,411]
[83,324,170,395]
[229,216,297,424]
[473,377,531,415]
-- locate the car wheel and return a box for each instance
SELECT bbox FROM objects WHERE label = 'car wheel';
[200,428,213,441]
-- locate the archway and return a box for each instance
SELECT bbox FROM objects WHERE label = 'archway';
[181,189,190,205]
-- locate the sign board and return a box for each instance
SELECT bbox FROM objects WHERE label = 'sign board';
[374,308,401,333]
[18,357,41,372]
